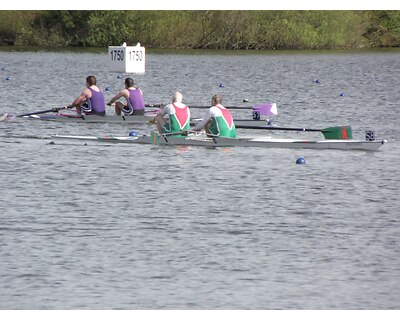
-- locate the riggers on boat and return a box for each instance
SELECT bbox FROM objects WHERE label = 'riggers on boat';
[52,130,387,151]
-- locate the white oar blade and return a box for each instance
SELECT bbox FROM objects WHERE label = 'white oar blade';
[270,103,278,116]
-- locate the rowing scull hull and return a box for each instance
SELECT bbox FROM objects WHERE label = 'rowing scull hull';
[52,134,386,151]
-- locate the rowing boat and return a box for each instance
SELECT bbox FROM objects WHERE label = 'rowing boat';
[22,113,269,127]
[52,131,387,151]
[2,102,276,127]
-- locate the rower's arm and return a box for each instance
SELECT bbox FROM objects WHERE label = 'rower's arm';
[158,104,173,116]
[107,90,126,105]
[193,109,212,131]
[72,88,90,106]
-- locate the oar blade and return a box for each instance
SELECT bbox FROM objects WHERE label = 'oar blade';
[252,103,278,116]
[321,126,352,140]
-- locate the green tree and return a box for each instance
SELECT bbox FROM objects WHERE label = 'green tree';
[2,10,400,49]
[365,11,400,47]
[31,11,93,46]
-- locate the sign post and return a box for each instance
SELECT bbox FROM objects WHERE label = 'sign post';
[108,42,145,74]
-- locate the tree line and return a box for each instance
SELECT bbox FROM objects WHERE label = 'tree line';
[1,10,399,49]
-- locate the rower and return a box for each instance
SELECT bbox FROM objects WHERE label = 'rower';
[154,92,190,136]
[192,94,236,138]
[71,75,106,116]
[106,77,145,116]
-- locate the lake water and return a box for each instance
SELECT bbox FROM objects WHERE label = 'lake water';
[0,48,399,309]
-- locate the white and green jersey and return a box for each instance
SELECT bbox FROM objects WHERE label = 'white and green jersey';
[161,102,190,136]
[193,104,236,138]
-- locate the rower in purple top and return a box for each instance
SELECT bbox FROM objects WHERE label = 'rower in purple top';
[71,75,106,116]
[106,77,145,116]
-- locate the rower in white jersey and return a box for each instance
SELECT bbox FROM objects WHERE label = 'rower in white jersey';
[154,92,190,137]
[193,94,236,138]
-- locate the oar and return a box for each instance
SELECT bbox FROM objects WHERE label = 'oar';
[235,124,353,140]
[187,105,252,110]
[108,103,164,108]
[144,100,249,109]
[186,104,275,112]
[145,104,250,110]
[146,100,278,120]
[145,103,276,113]
[0,105,74,121]
[144,102,277,114]
[16,105,74,117]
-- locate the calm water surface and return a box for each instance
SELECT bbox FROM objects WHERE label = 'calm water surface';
[0,49,399,309]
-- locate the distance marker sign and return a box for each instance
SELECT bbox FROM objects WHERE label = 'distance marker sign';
[108,43,145,74]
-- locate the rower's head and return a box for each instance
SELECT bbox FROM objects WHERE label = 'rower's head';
[211,94,222,106]
[125,77,134,88]
[172,92,183,103]
[86,75,97,87]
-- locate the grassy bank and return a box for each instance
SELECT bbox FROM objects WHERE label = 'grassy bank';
[1,11,399,49]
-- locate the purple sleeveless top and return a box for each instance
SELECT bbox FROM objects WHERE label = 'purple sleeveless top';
[87,87,106,113]
[127,88,145,111]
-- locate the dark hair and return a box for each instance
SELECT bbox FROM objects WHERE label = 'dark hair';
[125,77,134,87]
[86,75,97,86]
[212,94,222,105]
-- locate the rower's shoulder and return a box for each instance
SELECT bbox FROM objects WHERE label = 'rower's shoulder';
[210,105,224,112]
[88,86,103,94]
[174,102,188,108]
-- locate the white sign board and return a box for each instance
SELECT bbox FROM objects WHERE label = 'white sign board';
[108,44,145,74]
